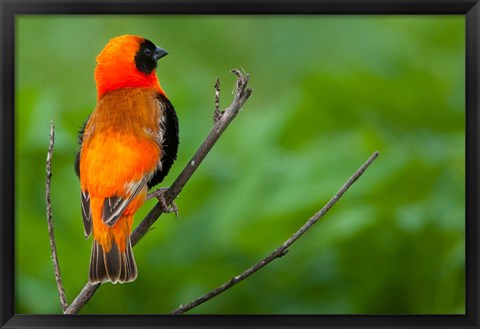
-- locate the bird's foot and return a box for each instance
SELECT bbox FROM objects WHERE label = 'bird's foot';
[146,187,178,218]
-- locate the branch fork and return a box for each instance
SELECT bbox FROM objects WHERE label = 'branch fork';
[44,69,379,316]
[63,69,252,314]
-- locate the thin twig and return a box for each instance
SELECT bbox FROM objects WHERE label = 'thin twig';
[170,151,379,315]
[64,69,252,315]
[45,120,68,312]
[213,77,221,123]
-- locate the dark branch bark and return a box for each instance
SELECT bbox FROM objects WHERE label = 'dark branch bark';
[45,120,68,312]
[63,282,100,313]
[170,151,379,315]
[213,77,221,123]
[64,70,252,314]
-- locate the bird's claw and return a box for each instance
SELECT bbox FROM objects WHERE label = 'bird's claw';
[146,187,179,218]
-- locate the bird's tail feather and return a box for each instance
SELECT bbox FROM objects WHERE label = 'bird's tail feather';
[89,238,137,284]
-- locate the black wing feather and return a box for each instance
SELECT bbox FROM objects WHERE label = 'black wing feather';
[74,119,88,178]
[81,191,92,237]
[102,195,126,227]
[102,173,150,227]
[147,94,179,189]
[76,119,92,237]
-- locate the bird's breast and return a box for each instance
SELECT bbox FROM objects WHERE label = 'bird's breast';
[91,87,163,137]
[80,87,164,196]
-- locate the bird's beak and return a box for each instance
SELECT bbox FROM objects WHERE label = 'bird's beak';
[153,46,168,61]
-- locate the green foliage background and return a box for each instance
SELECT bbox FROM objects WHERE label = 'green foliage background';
[15,15,465,314]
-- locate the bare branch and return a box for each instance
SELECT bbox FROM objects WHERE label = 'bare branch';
[170,151,380,315]
[64,282,100,313]
[45,120,68,312]
[64,70,252,315]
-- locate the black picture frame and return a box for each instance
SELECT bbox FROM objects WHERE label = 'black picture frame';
[1,0,479,328]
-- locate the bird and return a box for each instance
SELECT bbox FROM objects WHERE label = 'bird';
[74,35,179,284]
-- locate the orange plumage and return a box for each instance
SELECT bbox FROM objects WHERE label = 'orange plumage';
[75,35,179,283]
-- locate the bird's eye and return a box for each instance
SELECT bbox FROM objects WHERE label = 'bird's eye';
[143,48,152,56]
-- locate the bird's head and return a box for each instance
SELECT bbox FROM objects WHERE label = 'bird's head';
[94,35,168,99]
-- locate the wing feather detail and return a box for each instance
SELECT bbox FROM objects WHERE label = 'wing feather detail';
[81,191,92,237]
[147,94,179,189]
[102,175,151,227]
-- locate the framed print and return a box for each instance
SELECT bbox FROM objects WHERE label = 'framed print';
[1,1,479,328]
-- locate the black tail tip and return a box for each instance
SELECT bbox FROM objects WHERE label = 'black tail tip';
[89,239,137,284]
